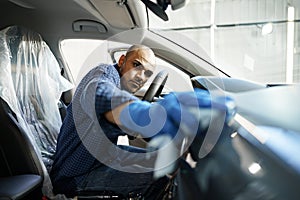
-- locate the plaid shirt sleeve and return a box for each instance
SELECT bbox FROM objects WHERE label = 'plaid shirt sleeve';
[94,64,139,116]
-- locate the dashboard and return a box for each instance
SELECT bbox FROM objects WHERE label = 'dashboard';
[186,76,300,200]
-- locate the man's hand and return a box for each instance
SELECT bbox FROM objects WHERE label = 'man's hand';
[118,88,235,139]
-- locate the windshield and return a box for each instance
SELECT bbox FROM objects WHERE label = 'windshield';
[148,0,300,84]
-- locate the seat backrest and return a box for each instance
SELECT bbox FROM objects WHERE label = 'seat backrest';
[0,98,44,177]
[0,25,73,197]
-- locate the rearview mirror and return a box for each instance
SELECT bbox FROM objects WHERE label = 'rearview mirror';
[140,0,187,21]
[157,0,187,10]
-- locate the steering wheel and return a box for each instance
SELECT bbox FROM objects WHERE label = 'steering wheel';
[142,70,169,102]
[127,70,169,143]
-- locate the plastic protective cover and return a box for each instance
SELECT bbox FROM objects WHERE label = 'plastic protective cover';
[0,26,73,198]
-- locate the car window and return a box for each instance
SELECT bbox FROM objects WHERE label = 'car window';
[60,39,112,83]
[148,0,300,84]
[60,39,193,93]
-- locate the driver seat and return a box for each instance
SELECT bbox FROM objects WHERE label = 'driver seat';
[0,25,73,199]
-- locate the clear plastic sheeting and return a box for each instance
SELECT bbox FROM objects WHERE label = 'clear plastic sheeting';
[0,26,73,198]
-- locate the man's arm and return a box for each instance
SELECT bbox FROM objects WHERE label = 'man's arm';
[104,101,132,125]
[114,89,235,140]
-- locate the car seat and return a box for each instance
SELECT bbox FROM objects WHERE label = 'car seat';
[0,25,73,199]
[0,25,172,200]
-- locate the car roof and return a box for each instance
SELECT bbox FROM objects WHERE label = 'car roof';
[0,0,147,45]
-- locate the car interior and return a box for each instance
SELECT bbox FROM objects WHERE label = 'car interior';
[0,0,300,200]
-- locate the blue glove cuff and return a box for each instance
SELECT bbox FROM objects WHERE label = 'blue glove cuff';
[119,101,167,138]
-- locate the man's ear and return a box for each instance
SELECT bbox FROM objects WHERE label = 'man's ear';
[118,55,126,69]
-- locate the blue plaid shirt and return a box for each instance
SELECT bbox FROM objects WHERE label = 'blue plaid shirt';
[50,64,139,196]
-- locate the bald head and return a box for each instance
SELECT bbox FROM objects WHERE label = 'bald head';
[118,44,156,93]
[125,45,156,67]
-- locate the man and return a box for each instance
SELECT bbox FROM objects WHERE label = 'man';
[50,44,233,198]
[50,45,164,198]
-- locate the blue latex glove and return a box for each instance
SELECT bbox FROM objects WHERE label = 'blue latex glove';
[119,88,235,139]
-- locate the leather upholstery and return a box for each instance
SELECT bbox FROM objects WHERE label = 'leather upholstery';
[0,175,42,200]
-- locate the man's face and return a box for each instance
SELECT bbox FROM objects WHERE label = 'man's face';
[119,48,156,93]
